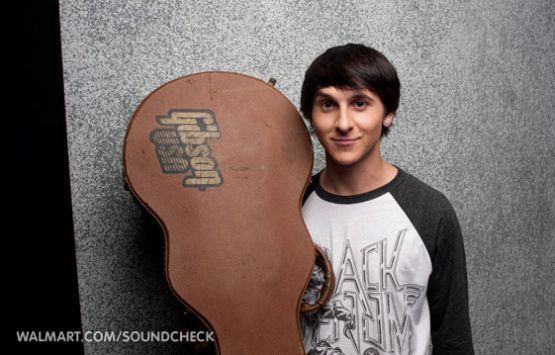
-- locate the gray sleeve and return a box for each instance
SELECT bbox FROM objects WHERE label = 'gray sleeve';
[427,205,474,355]
[389,170,474,354]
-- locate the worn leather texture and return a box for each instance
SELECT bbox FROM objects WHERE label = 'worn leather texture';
[123,72,315,354]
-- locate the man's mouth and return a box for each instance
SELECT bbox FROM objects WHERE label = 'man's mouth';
[331,138,360,146]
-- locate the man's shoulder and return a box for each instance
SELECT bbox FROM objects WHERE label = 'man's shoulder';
[302,167,458,220]
[396,168,450,199]
[302,171,321,205]
[392,168,463,258]
[392,168,458,223]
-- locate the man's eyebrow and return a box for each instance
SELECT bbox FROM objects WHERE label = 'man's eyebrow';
[350,92,374,101]
[314,92,334,100]
[314,90,375,101]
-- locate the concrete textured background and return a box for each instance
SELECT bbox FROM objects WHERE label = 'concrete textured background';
[59,0,554,354]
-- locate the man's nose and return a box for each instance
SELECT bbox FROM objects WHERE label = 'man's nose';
[335,106,354,132]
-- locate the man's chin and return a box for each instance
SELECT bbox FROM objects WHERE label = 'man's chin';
[327,155,360,168]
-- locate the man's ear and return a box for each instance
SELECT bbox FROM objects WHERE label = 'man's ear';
[383,112,394,128]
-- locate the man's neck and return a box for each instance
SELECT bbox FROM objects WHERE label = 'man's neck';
[320,153,398,196]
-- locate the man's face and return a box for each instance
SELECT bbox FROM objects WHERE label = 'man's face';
[311,86,393,168]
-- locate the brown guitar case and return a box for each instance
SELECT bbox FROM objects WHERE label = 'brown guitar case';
[122,72,333,354]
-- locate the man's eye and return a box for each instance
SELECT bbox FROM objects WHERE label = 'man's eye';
[321,101,334,109]
[354,100,367,108]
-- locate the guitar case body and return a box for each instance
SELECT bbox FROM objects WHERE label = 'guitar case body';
[123,72,319,354]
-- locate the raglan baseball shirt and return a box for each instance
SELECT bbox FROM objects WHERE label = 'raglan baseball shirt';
[300,167,473,355]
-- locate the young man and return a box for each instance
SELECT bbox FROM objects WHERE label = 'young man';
[299,44,474,355]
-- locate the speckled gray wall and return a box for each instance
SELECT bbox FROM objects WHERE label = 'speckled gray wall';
[59,0,554,354]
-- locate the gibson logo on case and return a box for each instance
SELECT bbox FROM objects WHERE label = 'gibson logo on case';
[150,109,223,190]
